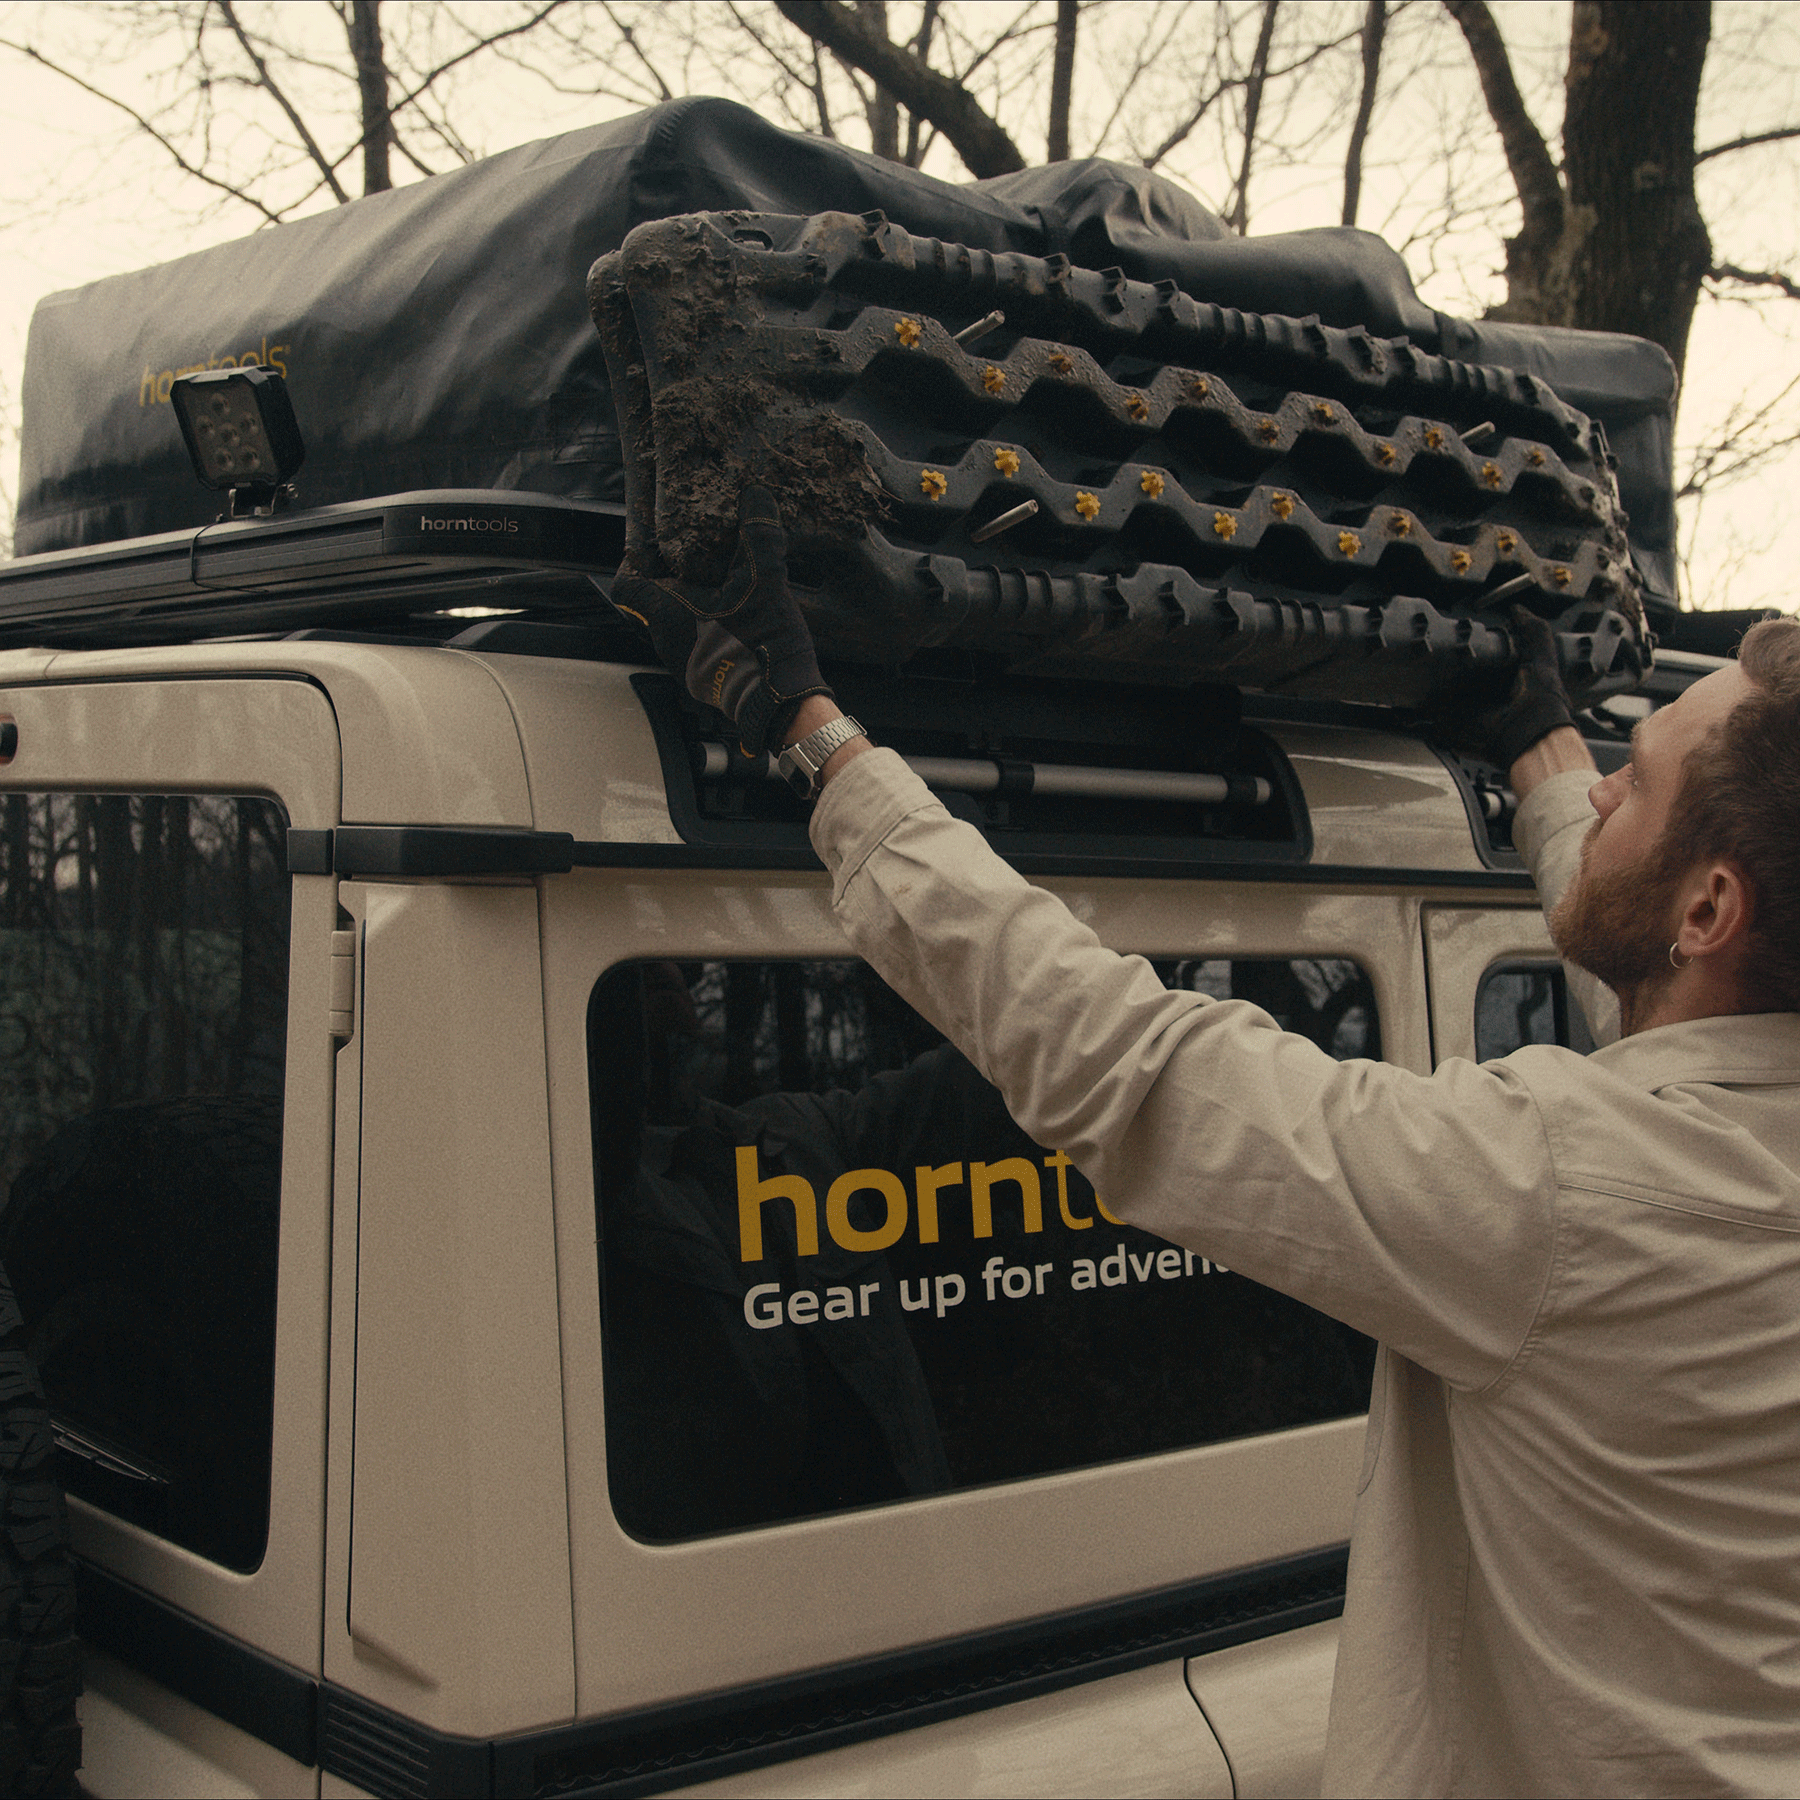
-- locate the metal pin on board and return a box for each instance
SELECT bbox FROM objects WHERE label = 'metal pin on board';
[1486,572,1536,605]
[1461,421,1497,447]
[953,309,1006,345]
[970,499,1040,542]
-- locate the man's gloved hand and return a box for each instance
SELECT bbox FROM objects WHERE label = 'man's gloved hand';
[607,486,832,757]
[1448,606,1576,770]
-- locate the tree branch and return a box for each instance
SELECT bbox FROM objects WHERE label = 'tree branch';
[1226,0,1280,234]
[903,0,942,165]
[1443,0,1563,244]
[1709,262,1800,301]
[599,0,672,103]
[811,38,838,139]
[1695,124,1800,165]
[722,0,830,122]
[214,0,351,202]
[774,0,1025,176]
[385,0,569,134]
[854,0,900,160]
[1677,369,1800,499]
[1046,0,1077,162]
[0,35,287,223]
[391,134,438,180]
[347,0,391,196]
[1343,0,1386,226]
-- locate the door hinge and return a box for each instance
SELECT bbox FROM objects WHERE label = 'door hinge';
[329,927,357,1039]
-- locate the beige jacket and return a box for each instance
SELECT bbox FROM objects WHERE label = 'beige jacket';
[812,753,1800,1799]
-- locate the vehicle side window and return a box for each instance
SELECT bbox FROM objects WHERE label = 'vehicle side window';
[587,956,1379,1544]
[1475,961,1596,1060]
[0,794,289,1572]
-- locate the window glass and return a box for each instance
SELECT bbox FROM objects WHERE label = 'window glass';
[0,794,289,1571]
[588,956,1378,1543]
[1476,961,1595,1060]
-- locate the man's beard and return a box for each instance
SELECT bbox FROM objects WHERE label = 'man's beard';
[1549,820,1689,1002]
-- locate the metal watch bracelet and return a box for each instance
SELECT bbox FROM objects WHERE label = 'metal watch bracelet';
[776,713,866,799]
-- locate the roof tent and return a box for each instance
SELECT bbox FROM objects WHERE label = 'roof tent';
[17,97,1675,620]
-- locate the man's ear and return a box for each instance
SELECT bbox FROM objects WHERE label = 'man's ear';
[1676,860,1754,963]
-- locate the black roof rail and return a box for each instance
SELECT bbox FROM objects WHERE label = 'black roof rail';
[0,491,628,649]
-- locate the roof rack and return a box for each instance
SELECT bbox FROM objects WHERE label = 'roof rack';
[0,491,627,648]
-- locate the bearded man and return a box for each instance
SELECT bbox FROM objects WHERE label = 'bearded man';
[615,491,1800,1798]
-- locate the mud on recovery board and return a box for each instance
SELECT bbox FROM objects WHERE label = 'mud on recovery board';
[590,209,1649,709]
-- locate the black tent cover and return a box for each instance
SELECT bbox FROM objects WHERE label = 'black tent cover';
[16,95,1677,609]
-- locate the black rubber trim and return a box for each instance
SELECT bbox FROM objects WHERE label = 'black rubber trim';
[74,1557,316,1765]
[562,839,1533,888]
[514,1545,1349,1797]
[75,1543,1347,1797]
[286,825,577,878]
[320,1686,490,1799]
[333,824,575,878]
[286,828,333,875]
[289,822,1529,888]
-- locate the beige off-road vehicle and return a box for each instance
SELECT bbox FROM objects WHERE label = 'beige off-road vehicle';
[0,96,1724,1800]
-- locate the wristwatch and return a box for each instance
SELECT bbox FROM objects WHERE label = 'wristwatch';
[776,713,866,799]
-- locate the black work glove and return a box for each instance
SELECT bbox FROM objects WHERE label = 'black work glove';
[607,486,832,758]
[1449,606,1576,770]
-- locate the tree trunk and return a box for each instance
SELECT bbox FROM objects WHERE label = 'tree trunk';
[1226,0,1280,234]
[1342,0,1385,226]
[853,0,901,161]
[776,0,1025,177]
[1561,0,1712,374]
[1047,0,1078,163]
[1452,0,1712,379]
[348,0,392,197]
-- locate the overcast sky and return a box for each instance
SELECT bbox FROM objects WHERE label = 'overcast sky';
[1,0,1794,614]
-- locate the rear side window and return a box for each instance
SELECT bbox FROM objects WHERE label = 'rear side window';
[1476,961,1596,1058]
[0,794,289,1572]
[588,956,1378,1542]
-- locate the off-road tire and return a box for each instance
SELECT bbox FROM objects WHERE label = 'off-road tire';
[0,1258,80,1797]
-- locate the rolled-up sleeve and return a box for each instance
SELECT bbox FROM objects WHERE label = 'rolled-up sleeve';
[812,748,1559,1389]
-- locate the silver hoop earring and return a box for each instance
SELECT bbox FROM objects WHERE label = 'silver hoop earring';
[1669,942,1689,971]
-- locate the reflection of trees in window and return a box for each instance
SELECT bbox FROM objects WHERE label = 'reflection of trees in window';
[1476,967,1560,1061]
[1158,957,1380,1061]
[0,795,289,1189]
[661,955,1380,1123]
[592,953,1386,1540]
[684,961,948,1108]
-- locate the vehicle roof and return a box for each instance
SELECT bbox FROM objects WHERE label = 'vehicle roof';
[0,638,1511,876]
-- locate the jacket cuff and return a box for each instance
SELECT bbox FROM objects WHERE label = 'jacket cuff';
[1512,768,1597,884]
[809,747,944,901]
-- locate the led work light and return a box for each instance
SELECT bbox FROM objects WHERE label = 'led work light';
[170,367,305,518]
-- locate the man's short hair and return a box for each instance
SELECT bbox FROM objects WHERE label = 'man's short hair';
[1666,616,1800,1009]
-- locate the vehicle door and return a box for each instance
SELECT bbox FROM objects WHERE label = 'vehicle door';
[536,853,1430,1798]
[0,670,342,1798]
[1422,903,1595,1066]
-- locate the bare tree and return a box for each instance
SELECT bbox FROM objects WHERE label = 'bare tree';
[1224,0,1279,232]
[5,0,1798,608]
[346,0,394,194]
[773,0,1027,174]
[1341,0,1386,226]
[1,1,579,217]
[1046,0,1077,161]
[1444,0,1800,383]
